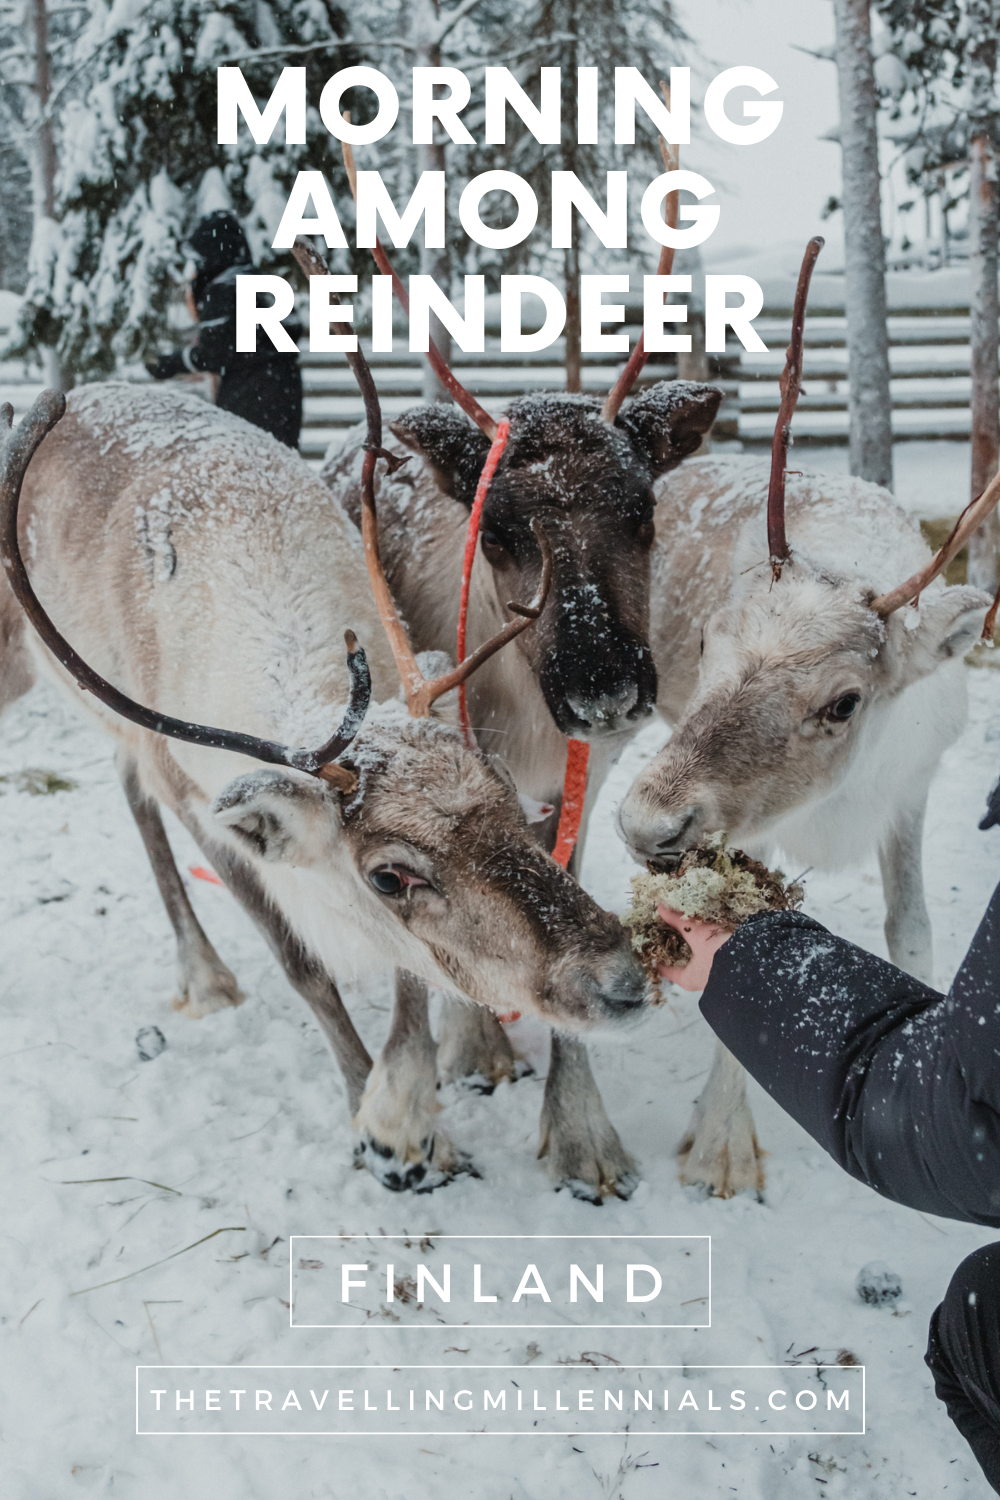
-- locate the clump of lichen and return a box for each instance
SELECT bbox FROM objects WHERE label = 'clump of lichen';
[0,768,78,796]
[622,833,803,984]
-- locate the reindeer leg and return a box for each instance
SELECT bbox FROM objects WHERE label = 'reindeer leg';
[535,814,638,1203]
[535,818,638,1201]
[354,970,477,1192]
[878,793,933,983]
[0,574,34,718]
[436,994,531,1092]
[678,1038,764,1199]
[117,755,243,1018]
[538,1033,639,1203]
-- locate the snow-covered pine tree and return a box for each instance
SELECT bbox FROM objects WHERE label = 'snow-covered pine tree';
[0,0,91,385]
[5,0,357,382]
[475,0,686,390]
[833,0,894,491]
[876,0,1000,591]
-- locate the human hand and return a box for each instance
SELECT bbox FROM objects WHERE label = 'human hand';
[656,906,733,991]
[145,352,185,381]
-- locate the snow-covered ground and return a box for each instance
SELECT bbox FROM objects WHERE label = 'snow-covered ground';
[2,645,999,1495]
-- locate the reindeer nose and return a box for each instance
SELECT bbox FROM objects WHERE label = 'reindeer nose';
[653,808,698,851]
[602,954,649,1015]
[579,947,650,1019]
[617,798,701,863]
[565,682,640,731]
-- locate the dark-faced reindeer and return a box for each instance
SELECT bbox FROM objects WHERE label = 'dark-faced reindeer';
[0,377,652,1195]
[618,241,998,1197]
[313,129,720,1200]
[319,308,719,1203]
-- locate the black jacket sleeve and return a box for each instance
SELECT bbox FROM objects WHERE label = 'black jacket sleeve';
[143,281,235,378]
[699,882,1000,1226]
[185,276,237,374]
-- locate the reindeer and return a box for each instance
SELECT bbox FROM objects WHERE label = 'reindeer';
[617,240,997,1197]
[305,119,719,1204]
[302,127,722,1201]
[320,365,719,1205]
[0,377,652,1196]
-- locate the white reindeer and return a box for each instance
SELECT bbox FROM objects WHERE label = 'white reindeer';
[0,384,650,1195]
[617,449,995,1199]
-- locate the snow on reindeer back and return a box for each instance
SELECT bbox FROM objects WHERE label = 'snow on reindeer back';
[71,382,267,458]
[67,382,360,547]
[62,384,378,754]
[676,454,935,599]
[67,384,312,509]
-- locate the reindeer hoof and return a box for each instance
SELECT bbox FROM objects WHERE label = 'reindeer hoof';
[557,1169,640,1205]
[677,1116,766,1200]
[354,1130,479,1194]
[449,1057,534,1096]
[171,962,244,1018]
[437,1002,530,1092]
[539,1120,640,1204]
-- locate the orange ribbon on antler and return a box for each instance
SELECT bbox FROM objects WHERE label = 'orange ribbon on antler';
[454,425,590,869]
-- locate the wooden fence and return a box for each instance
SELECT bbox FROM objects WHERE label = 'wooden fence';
[0,269,984,468]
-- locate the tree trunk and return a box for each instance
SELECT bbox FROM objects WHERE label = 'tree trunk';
[678,314,709,383]
[561,20,581,393]
[564,239,581,392]
[27,0,68,391]
[966,5,1000,592]
[30,0,56,220]
[419,242,453,404]
[832,0,892,489]
[418,28,453,405]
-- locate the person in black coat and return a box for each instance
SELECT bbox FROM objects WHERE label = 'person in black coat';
[146,210,303,449]
[657,772,1000,1491]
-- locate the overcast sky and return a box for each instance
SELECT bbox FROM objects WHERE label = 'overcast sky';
[678,0,844,267]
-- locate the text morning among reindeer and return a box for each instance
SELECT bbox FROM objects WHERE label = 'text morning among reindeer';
[219,62,783,355]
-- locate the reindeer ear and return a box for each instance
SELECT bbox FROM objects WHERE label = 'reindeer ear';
[212,769,339,866]
[894,586,992,685]
[390,406,492,508]
[620,381,723,476]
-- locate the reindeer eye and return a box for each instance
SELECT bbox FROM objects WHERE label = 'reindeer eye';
[825,693,861,722]
[368,866,428,896]
[480,530,511,568]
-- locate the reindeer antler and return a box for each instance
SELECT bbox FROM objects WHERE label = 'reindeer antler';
[766,236,824,579]
[769,237,998,638]
[340,129,497,440]
[870,469,1000,617]
[0,393,371,793]
[292,237,553,719]
[601,84,680,424]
